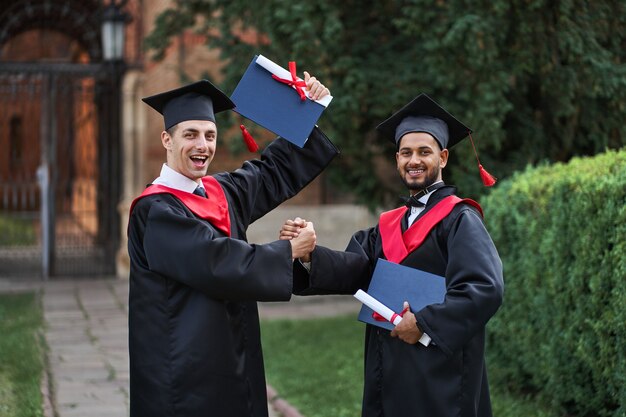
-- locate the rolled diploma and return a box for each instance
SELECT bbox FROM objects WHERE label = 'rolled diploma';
[255,54,333,107]
[354,289,403,326]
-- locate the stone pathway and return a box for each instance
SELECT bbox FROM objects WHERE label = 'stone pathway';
[42,280,129,417]
[1,278,361,417]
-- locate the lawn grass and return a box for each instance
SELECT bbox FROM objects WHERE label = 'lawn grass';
[0,292,44,417]
[262,315,363,417]
[0,215,36,246]
[261,314,560,417]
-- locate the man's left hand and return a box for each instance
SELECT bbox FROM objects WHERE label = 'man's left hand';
[390,302,422,344]
[303,71,330,101]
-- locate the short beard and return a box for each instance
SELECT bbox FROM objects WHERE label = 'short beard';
[400,166,440,193]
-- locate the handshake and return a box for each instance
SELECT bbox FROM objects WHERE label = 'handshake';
[280,217,315,262]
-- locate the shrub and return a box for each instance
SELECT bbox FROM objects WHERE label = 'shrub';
[483,148,626,417]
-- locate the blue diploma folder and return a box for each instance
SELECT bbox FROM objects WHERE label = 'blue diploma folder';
[230,55,329,148]
[357,259,446,331]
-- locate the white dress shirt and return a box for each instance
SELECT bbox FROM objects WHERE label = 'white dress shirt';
[405,181,445,347]
[406,180,443,227]
[152,164,204,194]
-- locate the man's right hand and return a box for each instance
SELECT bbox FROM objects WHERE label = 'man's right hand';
[289,221,316,261]
[279,217,307,241]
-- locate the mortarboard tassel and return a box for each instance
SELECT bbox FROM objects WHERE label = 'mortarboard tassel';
[240,124,259,153]
[468,132,497,187]
[478,164,497,187]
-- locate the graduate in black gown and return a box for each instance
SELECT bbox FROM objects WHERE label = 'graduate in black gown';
[280,94,504,417]
[127,76,338,417]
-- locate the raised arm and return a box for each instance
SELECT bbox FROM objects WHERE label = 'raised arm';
[215,71,338,227]
[216,126,338,229]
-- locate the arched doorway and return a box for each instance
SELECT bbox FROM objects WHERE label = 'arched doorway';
[0,0,125,277]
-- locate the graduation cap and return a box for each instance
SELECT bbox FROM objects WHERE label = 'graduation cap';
[141,80,260,152]
[376,93,496,186]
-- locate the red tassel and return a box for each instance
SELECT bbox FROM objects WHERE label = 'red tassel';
[240,125,259,153]
[478,164,497,187]
[468,132,497,187]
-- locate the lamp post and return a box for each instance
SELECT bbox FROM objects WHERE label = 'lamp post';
[99,1,128,274]
[101,3,127,62]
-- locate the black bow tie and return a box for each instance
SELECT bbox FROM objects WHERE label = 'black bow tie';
[402,195,425,208]
[401,182,446,208]
[193,186,207,198]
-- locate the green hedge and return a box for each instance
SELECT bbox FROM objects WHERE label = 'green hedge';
[482,148,626,417]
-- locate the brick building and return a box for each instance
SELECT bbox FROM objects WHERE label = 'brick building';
[0,0,368,279]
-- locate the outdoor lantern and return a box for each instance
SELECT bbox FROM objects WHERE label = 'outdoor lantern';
[101,4,126,61]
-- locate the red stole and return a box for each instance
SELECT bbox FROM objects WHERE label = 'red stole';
[129,176,231,236]
[379,195,482,264]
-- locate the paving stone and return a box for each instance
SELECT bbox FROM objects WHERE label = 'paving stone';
[1,277,362,417]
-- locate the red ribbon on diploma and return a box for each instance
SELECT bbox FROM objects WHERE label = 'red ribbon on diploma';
[372,305,410,324]
[272,61,307,101]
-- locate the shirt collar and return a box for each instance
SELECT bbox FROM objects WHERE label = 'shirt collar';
[152,164,202,193]
[410,181,443,213]
[419,180,443,204]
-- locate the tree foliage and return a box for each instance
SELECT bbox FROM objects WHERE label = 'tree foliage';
[144,0,626,208]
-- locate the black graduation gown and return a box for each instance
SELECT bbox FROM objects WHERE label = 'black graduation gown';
[127,127,338,417]
[293,186,504,417]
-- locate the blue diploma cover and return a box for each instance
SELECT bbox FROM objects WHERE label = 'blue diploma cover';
[357,259,446,330]
[230,55,332,148]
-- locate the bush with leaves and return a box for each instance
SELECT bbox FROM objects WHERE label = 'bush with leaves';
[483,148,626,417]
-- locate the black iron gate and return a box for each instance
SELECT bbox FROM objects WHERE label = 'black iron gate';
[0,64,118,277]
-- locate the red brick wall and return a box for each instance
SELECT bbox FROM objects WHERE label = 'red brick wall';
[0,0,331,207]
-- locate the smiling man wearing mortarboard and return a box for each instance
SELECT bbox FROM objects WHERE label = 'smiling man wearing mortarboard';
[127,74,337,417]
[280,94,504,417]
